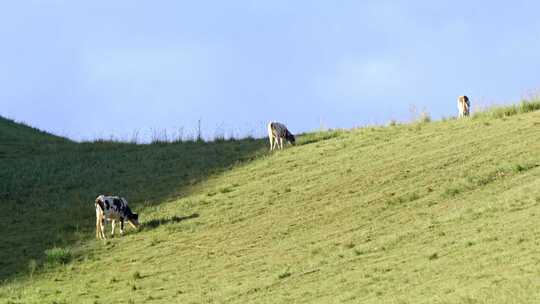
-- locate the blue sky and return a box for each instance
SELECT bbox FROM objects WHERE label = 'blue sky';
[2,1,540,141]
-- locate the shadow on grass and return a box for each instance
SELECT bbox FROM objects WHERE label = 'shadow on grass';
[297,130,343,146]
[140,213,200,231]
[0,134,268,281]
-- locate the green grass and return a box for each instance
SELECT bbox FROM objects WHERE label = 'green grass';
[472,98,540,119]
[44,247,72,266]
[2,102,540,303]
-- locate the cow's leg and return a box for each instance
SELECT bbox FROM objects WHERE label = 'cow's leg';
[279,137,284,149]
[120,218,125,235]
[459,102,467,118]
[100,217,107,239]
[96,214,101,239]
[96,206,102,239]
[111,219,116,236]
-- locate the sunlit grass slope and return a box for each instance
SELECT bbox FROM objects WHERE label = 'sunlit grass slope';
[2,104,540,304]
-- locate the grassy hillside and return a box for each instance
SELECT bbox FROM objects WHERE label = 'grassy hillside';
[0,116,71,159]
[2,103,540,304]
[0,116,68,144]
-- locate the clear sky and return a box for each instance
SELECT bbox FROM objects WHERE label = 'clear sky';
[2,1,539,141]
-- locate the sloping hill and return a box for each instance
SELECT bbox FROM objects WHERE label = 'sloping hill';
[0,116,70,146]
[0,119,267,285]
[0,116,67,143]
[2,105,540,304]
[0,116,72,159]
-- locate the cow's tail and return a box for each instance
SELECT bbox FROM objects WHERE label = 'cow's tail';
[95,196,105,212]
[267,122,275,150]
[95,196,105,239]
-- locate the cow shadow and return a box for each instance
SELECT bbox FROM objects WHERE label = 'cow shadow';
[140,213,200,231]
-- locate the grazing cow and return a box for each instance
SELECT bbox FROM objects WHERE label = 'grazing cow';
[95,195,139,239]
[268,121,295,151]
[458,95,470,118]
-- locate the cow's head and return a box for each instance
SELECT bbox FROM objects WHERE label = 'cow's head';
[286,133,296,145]
[127,213,140,229]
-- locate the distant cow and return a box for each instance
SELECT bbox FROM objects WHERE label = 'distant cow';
[458,95,470,118]
[268,121,295,150]
[95,195,139,239]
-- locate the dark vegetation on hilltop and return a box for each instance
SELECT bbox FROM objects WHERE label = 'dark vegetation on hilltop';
[0,116,69,144]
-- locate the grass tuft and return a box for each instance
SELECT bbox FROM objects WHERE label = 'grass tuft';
[132,271,142,280]
[278,271,292,279]
[44,248,72,266]
[28,259,38,277]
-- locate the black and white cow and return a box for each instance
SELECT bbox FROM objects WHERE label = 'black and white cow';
[95,195,140,239]
[267,121,295,151]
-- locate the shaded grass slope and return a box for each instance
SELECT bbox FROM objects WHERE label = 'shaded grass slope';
[2,105,540,303]
[0,116,71,159]
[0,116,68,145]
[0,120,268,282]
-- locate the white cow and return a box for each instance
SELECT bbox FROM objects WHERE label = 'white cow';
[267,121,295,151]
